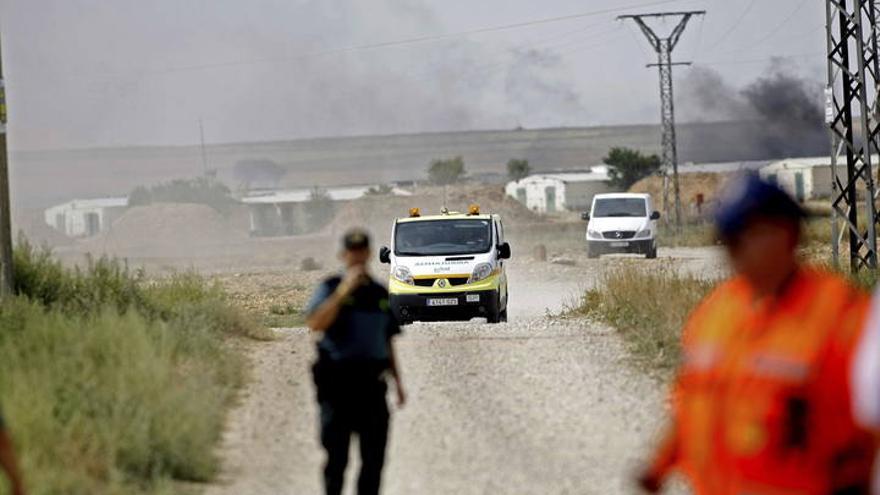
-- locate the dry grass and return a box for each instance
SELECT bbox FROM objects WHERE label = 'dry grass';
[572,263,717,372]
[1,243,266,494]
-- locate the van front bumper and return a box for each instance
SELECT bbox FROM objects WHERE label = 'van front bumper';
[588,239,654,255]
[390,289,500,322]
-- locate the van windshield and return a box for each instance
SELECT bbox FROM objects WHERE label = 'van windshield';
[592,198,647,218]
[395,219,492,256]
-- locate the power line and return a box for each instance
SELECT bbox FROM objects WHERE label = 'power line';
[694,52,822,66]
[705,0,758,51]
[690,15,706,61]
[714,0,811,56]
[81,0,690,79]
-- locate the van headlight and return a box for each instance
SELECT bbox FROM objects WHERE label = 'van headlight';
[392,266,414,285]
[635,229,652,239]
[588,229,603,240]
[468,263,494,284]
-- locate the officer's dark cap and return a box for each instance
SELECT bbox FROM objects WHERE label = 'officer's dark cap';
[715,173,806,242]
[342,229,371,251]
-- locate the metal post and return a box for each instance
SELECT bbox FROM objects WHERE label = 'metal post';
[0,34,13,295]
[826,0,880,271]
[199,118,209,177]
[619,11,705,230]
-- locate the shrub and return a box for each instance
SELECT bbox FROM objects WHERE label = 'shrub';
[365,184,394,196]
[506,159,530,181]
[303,187,337,233]
[428,156,466,185]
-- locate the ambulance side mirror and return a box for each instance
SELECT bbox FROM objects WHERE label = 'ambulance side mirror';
[581,212,590,221]
[498,242,511,260]
[650,211,661,221]
[379,246,391,264]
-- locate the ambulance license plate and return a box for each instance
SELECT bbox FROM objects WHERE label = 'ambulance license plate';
[427,298,459,307]
[610,242,629,248]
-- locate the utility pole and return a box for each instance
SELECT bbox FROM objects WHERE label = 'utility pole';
[199,118,209,177]
[619,11,705,229]
[826,0,880,272]
[0,34,13,295]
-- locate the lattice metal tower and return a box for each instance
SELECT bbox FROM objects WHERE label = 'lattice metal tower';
[619,11,705,228]
[826,0,880,271]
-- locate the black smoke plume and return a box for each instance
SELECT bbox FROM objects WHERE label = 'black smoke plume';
[679,63,827,161]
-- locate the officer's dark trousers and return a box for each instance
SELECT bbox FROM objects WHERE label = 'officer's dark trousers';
[319,389,389,495]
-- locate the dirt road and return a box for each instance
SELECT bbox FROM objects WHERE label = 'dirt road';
[206,250,718,495]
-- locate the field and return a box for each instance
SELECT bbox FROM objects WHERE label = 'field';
[14,120,799,210]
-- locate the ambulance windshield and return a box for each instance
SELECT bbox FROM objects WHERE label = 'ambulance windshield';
[395,219,492,256]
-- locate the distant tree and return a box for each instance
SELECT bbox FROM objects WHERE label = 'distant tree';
[506,159,531,181]
[304,187,336,232]
[233,159,286,189]
[128,185,152,207]
[603,147,662,190]
[428,156,466,185]
[365,184,394,196]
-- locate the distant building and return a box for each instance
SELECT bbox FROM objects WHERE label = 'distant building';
[678,160,771,175]
[504,167,614,214]
[44,197,129,238]
[759,157,836,202]
[242,185,411,237]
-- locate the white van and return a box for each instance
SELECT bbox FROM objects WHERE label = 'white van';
[379,205,511,324]
[581,193,660,259]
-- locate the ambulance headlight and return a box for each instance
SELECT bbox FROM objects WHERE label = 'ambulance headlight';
[587,229,603,240]
[468,263,494,284]
[635,229,652,239]
[392,266,414,285]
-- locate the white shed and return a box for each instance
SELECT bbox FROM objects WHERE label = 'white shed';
[759,157,836,202]
[44,197,129,238]
[505,168,614,214]
[241,185,411,236]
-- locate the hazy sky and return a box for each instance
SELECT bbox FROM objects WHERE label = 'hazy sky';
[0,0,825,150]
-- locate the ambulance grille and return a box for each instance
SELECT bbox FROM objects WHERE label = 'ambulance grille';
[413,276,470,287]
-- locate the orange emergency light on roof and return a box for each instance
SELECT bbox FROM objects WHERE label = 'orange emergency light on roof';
[409,207,421,217]
[468,204,480,215]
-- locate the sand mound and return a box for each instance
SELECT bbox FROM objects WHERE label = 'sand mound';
[81,203,247,256]
[14,209,73,248]
[327,185,541,241]
[630,173,731,217]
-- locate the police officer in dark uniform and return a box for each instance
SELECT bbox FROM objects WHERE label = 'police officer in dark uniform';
[0,407,26,495]
[306,229,405,495]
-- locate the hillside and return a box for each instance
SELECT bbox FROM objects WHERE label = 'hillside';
[14,120,813,209]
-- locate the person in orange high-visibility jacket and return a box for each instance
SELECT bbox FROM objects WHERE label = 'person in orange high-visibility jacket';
[639,175,876,495]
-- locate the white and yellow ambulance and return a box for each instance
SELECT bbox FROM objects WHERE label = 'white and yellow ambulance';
[378,205,511,324]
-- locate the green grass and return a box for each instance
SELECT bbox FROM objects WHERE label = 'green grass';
[0,241,266,494]
[572,264,716,372]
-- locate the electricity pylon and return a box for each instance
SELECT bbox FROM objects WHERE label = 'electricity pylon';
[619,11,705,229]
[826,0,880,271]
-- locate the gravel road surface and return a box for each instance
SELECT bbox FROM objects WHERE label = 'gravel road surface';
[205,249,717,495]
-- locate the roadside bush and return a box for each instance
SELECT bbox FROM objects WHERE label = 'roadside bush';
[303,187,337,233]
[0,242,263,494]
[573,264,716,371]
